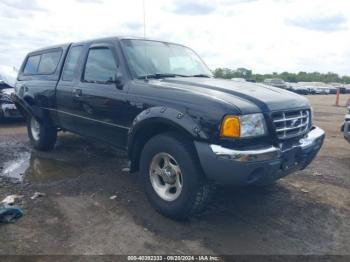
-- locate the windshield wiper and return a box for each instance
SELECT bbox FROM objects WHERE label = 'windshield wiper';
[189,74,212,78]
[137,73,187,79]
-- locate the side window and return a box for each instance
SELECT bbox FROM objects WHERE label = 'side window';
[83,48,118,83]
[23,55,41,75]
[37,50,62,74]
[62,46,84,81]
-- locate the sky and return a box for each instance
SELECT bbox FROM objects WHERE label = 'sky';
[0,0,350,75]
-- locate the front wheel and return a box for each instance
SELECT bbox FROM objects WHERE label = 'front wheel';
[139,133,211,220]
[27,115,57,151]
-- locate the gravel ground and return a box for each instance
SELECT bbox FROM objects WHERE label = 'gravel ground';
[0,94,349,256]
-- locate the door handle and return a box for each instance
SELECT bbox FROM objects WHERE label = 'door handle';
[72,88,82,98]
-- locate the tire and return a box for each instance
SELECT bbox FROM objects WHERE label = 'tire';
[27,114,57,151]
[139,132,210,220]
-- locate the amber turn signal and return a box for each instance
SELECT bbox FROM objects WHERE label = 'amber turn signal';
[220,116,240,138]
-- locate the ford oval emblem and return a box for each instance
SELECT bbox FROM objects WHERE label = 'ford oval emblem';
[291,119,299,127]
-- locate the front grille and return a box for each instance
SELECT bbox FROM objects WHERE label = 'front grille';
[272,109,310,139]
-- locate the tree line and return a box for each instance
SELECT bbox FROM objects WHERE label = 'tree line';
[213,67,350,84]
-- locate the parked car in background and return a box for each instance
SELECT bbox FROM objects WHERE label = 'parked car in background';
[231,78,246,82]
[329,83,348,94]
[294,83,315,95]
[315,87,329,95]
[284,82,295,91]
[328,86,337,94]
[263,78,288,89]
[341,106,350,143]
[297,82,333,95]
[290,85,309,95]
[0,67,22,119]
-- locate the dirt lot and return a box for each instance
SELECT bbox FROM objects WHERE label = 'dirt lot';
[0,95,349,255]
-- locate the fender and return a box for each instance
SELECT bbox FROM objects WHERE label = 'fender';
[127,106,209,158]
[11,93,45,123]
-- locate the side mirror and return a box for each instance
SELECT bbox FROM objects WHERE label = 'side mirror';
[114,70,124,90]
[115,75,123,90]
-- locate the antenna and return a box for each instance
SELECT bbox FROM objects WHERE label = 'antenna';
[142,0,146,38]
[142,0,149,78]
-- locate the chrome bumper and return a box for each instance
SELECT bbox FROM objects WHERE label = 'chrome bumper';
[210,126,325,162]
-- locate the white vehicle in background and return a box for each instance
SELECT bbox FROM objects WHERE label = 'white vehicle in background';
[0,65,22,119]
[284,82,296,91]
[263,78,288,89]
[231,78,246,82]
[315,87,329,95]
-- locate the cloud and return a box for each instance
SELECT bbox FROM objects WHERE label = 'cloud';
[124,22,143,31]
[1,0,350,76]
[0,0,45,19]
[76,0,104,4]
[286,14,347,32]
[0,0,44,11]
[165,0,216,15]
[219,0,258,4]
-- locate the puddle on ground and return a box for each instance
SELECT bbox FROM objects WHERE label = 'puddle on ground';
[1,152,82,183]
[1,152,31,181]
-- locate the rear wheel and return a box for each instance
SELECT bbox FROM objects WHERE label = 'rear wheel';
[27,115,57,151]
[140,133,211,220]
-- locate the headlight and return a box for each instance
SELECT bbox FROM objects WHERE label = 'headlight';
[220,113,267,138]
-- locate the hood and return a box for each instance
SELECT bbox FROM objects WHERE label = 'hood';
[0,80,13,89]
[157,77,310,113]
[0,88,15,96]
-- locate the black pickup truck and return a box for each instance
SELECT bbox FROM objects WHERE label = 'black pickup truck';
[13,36,325,219]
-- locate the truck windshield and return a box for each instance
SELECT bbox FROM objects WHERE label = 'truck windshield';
[121,39,212,78]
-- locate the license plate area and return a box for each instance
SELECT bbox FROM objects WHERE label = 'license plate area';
[280,146,301,171]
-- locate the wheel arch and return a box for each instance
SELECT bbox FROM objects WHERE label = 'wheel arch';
[11,93,35,118]
[12,93,52,125]
[127,106,208,172]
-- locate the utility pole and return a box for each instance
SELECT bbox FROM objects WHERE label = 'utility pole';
[143,0,146,38]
